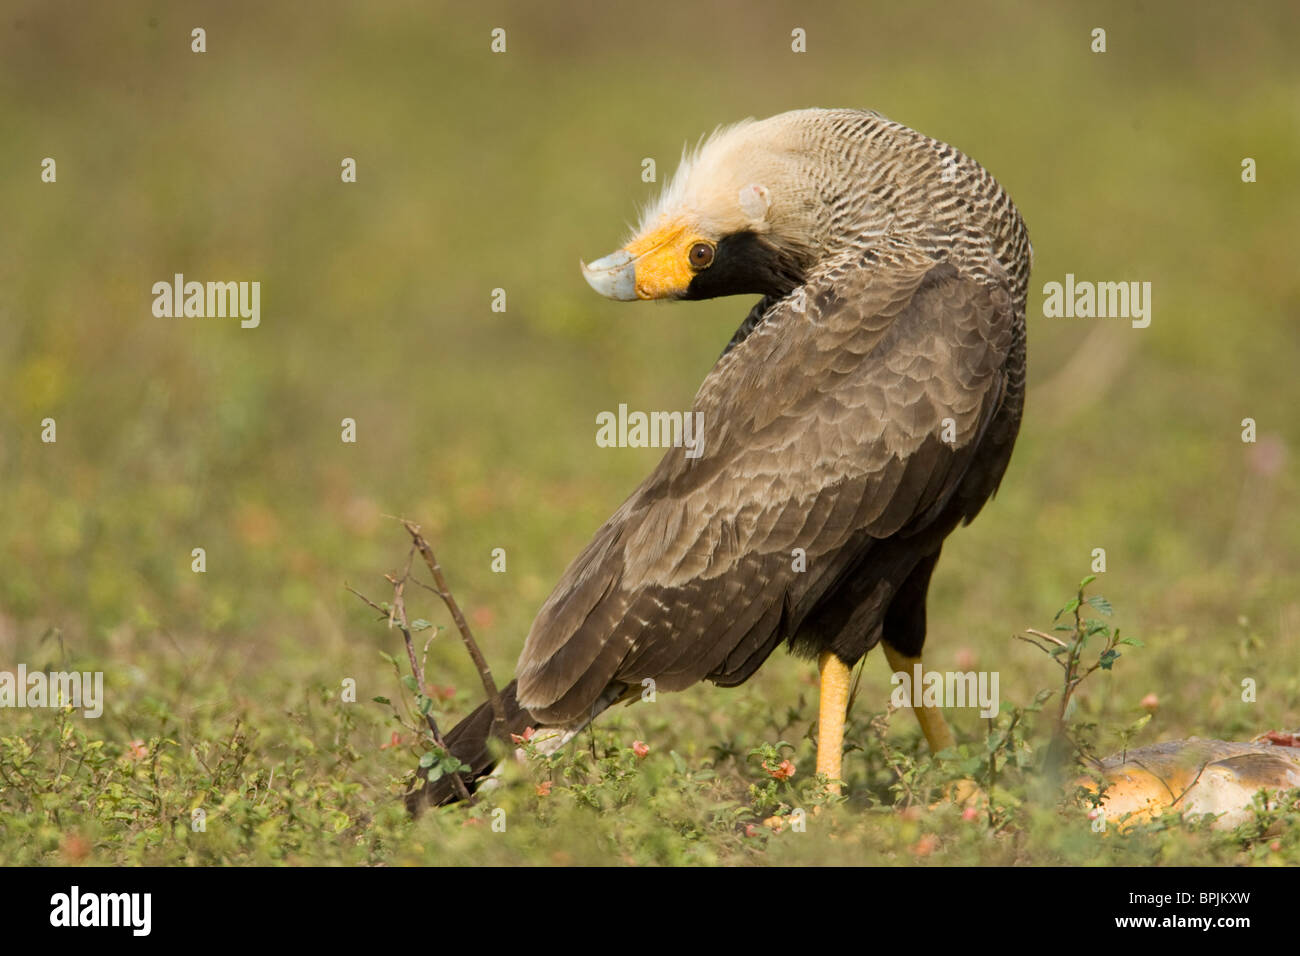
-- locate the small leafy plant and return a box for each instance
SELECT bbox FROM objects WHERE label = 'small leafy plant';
[1016,574,1143,772]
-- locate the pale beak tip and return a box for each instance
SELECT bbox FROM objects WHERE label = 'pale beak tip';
[580,249,638,301]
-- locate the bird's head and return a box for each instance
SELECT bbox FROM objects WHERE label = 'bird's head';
[581,113,834,302]
[580,108,1032,313]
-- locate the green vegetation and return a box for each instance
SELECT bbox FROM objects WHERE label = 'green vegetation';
[1,1,1297,865]
[3,578,1298,865]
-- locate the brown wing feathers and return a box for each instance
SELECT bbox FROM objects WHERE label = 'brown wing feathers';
[514,248,1014,726]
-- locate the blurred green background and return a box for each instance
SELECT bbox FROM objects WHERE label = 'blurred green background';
[1,1,1298,863]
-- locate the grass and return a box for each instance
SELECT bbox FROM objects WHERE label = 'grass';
[3,580,1298,866]
[1,0,1298,865]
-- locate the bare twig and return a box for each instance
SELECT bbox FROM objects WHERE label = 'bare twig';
[1024,627,1067,647]
[869,704,915,808]
[1013,634,1054,655]
[384,543,421,689]
[344,585,387,617]
[1160,758,1210,810]
[345,570,474,804]
[401,519,507,734]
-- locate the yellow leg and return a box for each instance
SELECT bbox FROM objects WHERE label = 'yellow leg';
[816,651,853,793]
[882,643,956,754]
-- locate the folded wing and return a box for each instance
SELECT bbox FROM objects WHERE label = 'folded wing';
[517,244,1016,724]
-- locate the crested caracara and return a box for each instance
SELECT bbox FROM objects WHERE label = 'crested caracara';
[411,107,1030,809]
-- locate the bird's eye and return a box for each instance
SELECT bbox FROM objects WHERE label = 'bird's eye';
[688,242,715,270]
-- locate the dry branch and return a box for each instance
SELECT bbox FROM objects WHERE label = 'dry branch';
[346,552,474,804]
[401,519,508,735]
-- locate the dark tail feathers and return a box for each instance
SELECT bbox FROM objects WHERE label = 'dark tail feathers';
[405,679,534,814]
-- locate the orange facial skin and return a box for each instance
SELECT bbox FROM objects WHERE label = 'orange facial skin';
[623,221,711,299]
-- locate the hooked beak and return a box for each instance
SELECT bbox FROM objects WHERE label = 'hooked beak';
[581,220,701,301]
[580,250,638,301]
